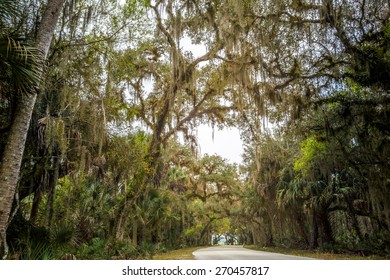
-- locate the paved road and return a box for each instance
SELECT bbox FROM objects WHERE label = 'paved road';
[193,245,314,260]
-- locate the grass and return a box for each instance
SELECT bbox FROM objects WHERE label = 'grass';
[152,246,208,260]
[244,245,388,260]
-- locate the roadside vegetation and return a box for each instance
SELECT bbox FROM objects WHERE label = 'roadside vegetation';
[0,0,389,259]
[245,246,387,260]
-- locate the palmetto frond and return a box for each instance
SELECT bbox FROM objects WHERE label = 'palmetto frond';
[0,37,44,94]
[277,178,306,207]
[0,0,19,21]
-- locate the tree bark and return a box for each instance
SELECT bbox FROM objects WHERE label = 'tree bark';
[115,202,130,241]
[30,188,43,225]
[197,218,215,245]
[132,220,138,246]
[346,199,363,241]
[319,208,334,244]
[311,209,319,249]
[0,0,65,259]
[264,213,274,247]
[45,156,59,230]
[296,210,310,247]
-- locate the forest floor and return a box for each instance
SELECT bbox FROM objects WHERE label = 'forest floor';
[244,245,388,260]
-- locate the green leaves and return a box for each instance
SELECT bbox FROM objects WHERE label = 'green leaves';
[0,0,44,95]
[293,136,327,179]
[0,0,19,21]
[348,22,390,90]
[0,37,44,95]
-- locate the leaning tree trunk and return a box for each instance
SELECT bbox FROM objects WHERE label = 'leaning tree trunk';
[115,201,130,241]
[197,218,215,245]
[0,0,65,259]
[115,192,141,241]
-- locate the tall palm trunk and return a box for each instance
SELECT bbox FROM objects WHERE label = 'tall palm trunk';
[0,0,65,259]
[0,93,37,258]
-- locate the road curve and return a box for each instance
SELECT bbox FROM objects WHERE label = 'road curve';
[193,245,314,260]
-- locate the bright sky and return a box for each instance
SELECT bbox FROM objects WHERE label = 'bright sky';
[196,124,243,164]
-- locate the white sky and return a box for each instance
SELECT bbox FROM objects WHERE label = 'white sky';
[196,124,243,164]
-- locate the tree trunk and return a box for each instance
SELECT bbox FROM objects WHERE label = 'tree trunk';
[115,202,130,241]
[132,220,138,246]
[265,214,274,247]
[0,0,65,259]
[30,188,42,225]
[155,219,161,243]
[319,208,334,244]
[45,156,59,230]
[251,226,257,245]
[347,199,363,241]
[311,209,319,249]
[0,93,37,258]
[115,194,139,241]
[248,229,254,245]
[296,211,310,247]
[142,223,152,243]
[198,218,215,245]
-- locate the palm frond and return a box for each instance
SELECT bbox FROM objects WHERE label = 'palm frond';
[0,0,19,22]
[0,37,44,94]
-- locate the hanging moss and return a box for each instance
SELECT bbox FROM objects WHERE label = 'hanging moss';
[44,117,67,157]
[348,22,390,90]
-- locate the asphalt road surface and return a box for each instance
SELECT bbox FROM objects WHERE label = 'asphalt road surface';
[193,245,314,260]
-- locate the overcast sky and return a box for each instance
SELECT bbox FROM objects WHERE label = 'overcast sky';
[196,124,243,164]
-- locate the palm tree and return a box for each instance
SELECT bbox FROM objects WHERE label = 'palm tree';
[277,178,310,247]
[0,1,44,95]
[0,0,65,259]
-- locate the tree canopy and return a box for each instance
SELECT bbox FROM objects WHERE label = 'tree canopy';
[0,0,389,259]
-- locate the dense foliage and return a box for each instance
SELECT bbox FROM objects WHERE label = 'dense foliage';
[0,0,388,259]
